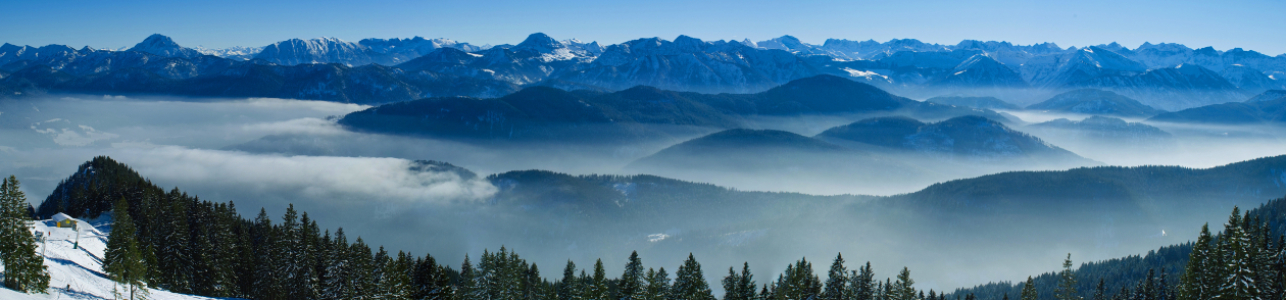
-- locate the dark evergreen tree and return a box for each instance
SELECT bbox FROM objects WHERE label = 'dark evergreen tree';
[671,254,715,300]
[621,251,646,300]
[0,176,49,293]
[894,267,915,300]
[1021,277,1037,300]
[1220,207,1260,300]
[588,259,611,300]
[847,262,875,300]
[559,260,578,300]
[645,267,671,300]
[1057,254,1080,300]
[822,253,848,300]
[104,197,147,300]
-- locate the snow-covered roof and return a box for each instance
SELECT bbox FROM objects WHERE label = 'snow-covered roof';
[52,212,73,222]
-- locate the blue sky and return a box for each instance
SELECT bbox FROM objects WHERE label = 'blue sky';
[3,0,1284,55]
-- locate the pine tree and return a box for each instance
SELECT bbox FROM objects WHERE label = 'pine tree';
[560,260,578,300]
[1094,279,1107,300]
[621,251,646,300]
[894,267,915,300]
[588,259,610,300]
[1220,207,1260,300]
[671,254,715,300]
[847,262,875,300]
[645,268,671,300]
[723,263,755,300]
[0,176,50,293]
[458,254,480,300]
[822,253,849,300]
[104,197,147,299]
[1180,225,1216,300]
[1021,277,1037,300]
[1056,254,1080,300]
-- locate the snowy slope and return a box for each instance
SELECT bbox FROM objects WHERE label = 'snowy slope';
[0,216,226,300]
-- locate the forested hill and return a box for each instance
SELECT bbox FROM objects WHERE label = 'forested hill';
[336,75,1011,142]
[30,154,1286,300]
[950,194,1286,300]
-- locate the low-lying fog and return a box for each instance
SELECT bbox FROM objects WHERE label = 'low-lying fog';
[2,94,1284,293]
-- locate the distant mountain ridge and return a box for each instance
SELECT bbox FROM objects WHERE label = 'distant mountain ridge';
[3,33,1284,110]
[336,75,1012,141]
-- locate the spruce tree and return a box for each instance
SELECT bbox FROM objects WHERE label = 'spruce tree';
[671,254,715,300]
[1056,254,1080,300]
[723,267,744,300]
[1094,279,1107,300]
[104,197,147,300]
[1220,207,1260,300]
[721,263,755,300]
[847,262,875,300]
[559,260,578,300]
[588,259,610,300]
[621,251,646,300]
[0,175,50,293]
[645,268,671,300]
[822,253,848,300]
[895,267,915,300]
[1021,277,1037,300]
[1180,225,1215,300]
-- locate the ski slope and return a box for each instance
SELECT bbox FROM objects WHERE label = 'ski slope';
[0,215,229,300]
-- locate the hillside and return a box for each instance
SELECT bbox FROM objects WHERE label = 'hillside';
[1026,89,1165,117]
[925,96,1022,110]
[1026,116,1175,149]
[0,214,218,300]
[1148,90,1286,125]
[337,75,1011,142]
[815,115,1091,165]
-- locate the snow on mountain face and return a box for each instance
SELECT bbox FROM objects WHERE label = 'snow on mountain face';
[193,45,262,60]
[127,34,203,59]
[253,37,380,66]
[932,54,1027,87]
[0,215,217,300]
[359,37,482,56]
[556,35,821,93]
[1220,64,1283,92]
[506,33,600,63]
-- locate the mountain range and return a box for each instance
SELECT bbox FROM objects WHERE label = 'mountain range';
[4,33,1284,109]
[336,75,1011,142]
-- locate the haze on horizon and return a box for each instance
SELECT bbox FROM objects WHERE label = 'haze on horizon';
[1,0,1284,55]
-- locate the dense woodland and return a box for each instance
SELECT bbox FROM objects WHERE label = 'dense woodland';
[9,155,1286,300]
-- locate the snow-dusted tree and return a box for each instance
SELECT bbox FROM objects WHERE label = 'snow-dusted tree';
[644,267,671,300]
[0,176,50,293]
[1020,277,1037,300]
[723,263,756,300]
[822,253,849,300]
[1180,225,1217,300]
[1219,207,1260,300]
[586,259,611,300]
[1056,254,1081,300]
[670,254,715,300]
[621,251,646,300]
[104,197,148,300]
[558,260,579,300]
[846,262,875,300]
[894,267,915,300]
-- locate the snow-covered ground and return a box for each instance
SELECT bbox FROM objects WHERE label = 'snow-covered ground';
[0,215,229,300]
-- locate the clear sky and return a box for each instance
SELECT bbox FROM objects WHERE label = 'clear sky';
[2,0,1284,55]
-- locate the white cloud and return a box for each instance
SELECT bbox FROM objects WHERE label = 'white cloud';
[239,98,370,115]
[112,146,497,204]
[240,117,348,136]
